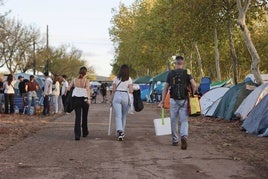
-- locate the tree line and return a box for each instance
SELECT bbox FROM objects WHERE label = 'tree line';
[109,0,268,84]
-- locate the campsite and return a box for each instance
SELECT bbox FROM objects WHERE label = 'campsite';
[0,90,268,178]
[0,100,267,178]
[0,0,267,178]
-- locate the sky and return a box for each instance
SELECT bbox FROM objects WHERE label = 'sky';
[1,0,135,77]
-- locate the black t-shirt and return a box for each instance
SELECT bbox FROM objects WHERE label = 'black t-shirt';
[166,69,192,99]
[19,81,27,94]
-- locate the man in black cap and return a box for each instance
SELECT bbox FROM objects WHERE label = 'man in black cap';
[18,76,27,98]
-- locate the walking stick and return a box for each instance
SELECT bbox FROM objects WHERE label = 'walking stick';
[108,107,112,136]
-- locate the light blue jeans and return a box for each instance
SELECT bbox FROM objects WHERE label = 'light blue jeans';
[170,98,189,143]
[113,91,129,133]
[51,95,59,114]
[27,91,37,114]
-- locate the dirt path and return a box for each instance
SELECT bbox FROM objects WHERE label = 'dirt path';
[0,102,266,179]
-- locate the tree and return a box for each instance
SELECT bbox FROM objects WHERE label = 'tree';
[237,0,263,84]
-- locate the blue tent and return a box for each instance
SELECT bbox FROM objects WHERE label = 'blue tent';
[242,94,268,137]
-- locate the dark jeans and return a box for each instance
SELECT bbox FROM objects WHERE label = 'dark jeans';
[42,95,50,115]
[4,93,14,114]
[73,97,89,138]
[61,94,67,111]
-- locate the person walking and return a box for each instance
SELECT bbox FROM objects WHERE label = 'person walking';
[42,72,53,116]
[68,66,91,140]
[158,56,197,150]
[25,75,39,115]
[110,64,133,141]
[3,74,17,114]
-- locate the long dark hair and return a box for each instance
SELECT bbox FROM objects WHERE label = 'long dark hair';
[78,66,87,79]
[117,64,130,82]
[7,74,13,85]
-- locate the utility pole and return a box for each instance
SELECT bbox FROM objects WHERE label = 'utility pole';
[45,25,49,73]
[33,40,36,75]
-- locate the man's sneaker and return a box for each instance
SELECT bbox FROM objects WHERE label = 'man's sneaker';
[118,131,125,141]
[181,137,187,150]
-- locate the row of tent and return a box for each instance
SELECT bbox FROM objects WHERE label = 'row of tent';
[199,74,268,137]
[133,71,232,102]
[134,72,268,137]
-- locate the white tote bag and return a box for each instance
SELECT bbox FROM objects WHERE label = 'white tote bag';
[153,108,171,136]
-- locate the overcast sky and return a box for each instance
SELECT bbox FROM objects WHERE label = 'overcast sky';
[1,0,135,77]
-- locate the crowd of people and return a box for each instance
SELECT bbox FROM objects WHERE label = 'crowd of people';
[0,73,70,115]
[0,73,112,116]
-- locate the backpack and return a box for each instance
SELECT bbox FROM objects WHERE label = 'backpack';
[170,69,189,100]
[133,89,144,112]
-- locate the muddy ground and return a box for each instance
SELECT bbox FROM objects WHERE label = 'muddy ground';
[0,97,267,179]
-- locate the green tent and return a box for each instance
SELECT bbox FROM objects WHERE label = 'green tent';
[150,71,170,83]
[213,81,257,120]
[133,76,152,84]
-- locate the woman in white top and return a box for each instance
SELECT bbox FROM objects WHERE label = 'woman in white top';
[111,64,133,141]
[3,74,17,114]
[68,66,91,140]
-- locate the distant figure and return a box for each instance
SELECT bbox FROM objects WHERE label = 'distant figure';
[18,76,27,98]
[42,72,53,116]
[100,82,107,103]
[25,75,39,115]
[0,76,5,113]
[3,74,17,114]
[51,75,60,114]
[61,75,69,112]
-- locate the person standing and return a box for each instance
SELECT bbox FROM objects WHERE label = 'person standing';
[61,75,69,112]
[42,72,53,116]
[158,56,197,150]
[68,66,91,140]
[18,76,27,98]
[110,64,133,141]
[25,75,39,115]
[0,76,5,113]
[3,74,17,114]
[51,76,60,114]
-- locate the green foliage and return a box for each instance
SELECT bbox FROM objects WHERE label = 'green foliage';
[109,0,268,82]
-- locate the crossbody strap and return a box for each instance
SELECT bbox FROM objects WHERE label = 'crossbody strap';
[116,81,122,90]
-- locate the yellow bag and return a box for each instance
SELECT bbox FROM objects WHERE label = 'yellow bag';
[189,95,201,116]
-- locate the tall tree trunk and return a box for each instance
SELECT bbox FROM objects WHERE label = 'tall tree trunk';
[189,52,193,75]
[194,42,204,81]
[237,0,263,84]
[228,17,239,84]
[214,28,221,81]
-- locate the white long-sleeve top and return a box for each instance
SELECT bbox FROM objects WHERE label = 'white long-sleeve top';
[43,77,53,96]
